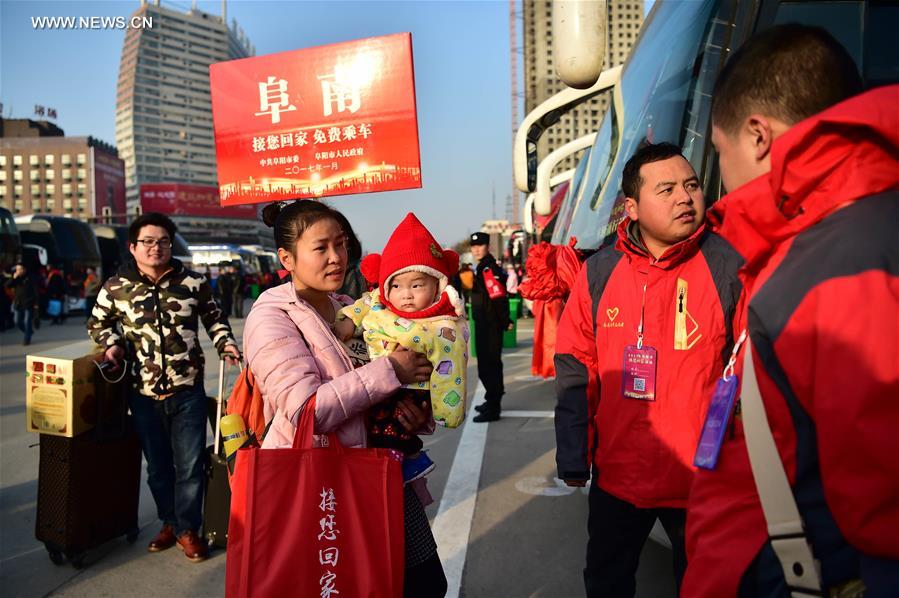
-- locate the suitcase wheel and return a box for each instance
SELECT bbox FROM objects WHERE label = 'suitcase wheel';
[45,546,65,566]
[68,554,85,569]
[126,528,140,544]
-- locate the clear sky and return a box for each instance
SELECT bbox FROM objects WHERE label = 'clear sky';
[0,0,651,254]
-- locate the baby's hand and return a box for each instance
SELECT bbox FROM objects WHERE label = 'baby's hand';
[333,317,356,341]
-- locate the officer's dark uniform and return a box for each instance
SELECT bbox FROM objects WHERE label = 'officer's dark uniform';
[469,232,510,422]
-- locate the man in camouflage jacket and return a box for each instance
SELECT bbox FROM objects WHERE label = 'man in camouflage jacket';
[88,212,239,563]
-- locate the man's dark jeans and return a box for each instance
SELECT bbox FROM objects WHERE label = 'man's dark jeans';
[129,384,207,535]
[15,307,33,343]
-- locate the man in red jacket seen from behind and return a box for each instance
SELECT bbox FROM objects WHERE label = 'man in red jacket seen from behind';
[683,24,899,597]
[554,142,743,597]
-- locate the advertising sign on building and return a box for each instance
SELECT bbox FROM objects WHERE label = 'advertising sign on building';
[140,183,258,219]
[92,149,127,222]
[210,33,421,206]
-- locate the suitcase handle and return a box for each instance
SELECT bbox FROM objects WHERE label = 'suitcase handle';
[213,360,243,456]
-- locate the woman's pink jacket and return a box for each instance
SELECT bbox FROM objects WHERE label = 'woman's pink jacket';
[243,282,402,449]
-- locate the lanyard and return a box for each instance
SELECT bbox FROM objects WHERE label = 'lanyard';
[723,328,748,381]
[636,284,647,349]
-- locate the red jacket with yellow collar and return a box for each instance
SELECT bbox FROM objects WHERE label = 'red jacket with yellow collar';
[554,218,742,508]
[683,85,899,596]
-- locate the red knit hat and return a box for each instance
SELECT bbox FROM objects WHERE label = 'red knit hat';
[360,213,460,301]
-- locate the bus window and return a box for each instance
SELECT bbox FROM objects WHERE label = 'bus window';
[769,1,899,89]
[571,0,739,249]
[773,2,864,70]
[866,4,899,88]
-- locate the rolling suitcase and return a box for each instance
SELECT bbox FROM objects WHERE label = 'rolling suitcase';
[203,360,234,550]
[35,363,140,568]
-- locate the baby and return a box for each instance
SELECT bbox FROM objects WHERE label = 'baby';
[334,213,468,483]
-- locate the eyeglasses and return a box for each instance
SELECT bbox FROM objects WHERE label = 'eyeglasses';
[136,238,172,248]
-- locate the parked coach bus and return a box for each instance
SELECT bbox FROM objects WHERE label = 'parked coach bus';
[0,207,22,272]
[518,0,898,250]
[14,215,102,279]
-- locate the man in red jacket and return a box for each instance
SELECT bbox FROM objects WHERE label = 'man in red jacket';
[683,24,899,596]
[554,142,743,597]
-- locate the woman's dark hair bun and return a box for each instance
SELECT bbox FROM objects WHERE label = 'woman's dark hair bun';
[262,201,288,228]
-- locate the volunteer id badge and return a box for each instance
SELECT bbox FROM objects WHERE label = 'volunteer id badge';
[622,345,657,400]
[693,375,739,470]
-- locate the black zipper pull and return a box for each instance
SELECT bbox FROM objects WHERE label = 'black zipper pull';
[678,288,685,313]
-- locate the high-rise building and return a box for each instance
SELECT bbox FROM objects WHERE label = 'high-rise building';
[523,0,643,173]
[115,0,254,209]
[0,120,126,222]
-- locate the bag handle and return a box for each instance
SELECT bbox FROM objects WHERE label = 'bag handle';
[741,343,823,596]
[291,394,345,453]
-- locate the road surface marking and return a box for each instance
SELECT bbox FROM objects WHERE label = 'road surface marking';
[501,410,554,418]
[514,476,584,496]
[432,383,488,598]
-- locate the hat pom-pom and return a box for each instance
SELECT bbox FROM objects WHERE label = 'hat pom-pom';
[360,254,381,285]
[443,250,460,276]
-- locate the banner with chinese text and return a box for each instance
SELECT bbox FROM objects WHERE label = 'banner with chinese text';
[140,183,258,219]
[210,32,421,206]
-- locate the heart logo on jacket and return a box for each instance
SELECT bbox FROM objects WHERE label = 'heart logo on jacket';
[606,307,619,322]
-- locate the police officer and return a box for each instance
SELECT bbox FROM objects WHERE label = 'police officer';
[469,232,511,423]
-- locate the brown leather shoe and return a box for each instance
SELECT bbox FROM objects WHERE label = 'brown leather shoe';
[147,524,176,552]
[176,530,209,562]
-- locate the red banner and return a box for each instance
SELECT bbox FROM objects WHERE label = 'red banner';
[210,33,422,206]
[140,183,258,219]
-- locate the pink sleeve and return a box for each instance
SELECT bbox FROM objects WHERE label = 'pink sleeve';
[313,357,402,433]
[245,308,402,434]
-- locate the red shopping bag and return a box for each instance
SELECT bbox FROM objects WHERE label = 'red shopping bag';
[225,395,405,598]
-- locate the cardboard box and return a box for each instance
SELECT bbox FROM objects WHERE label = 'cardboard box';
[26,341,107,437]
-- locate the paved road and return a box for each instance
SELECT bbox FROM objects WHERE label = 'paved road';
[0,305,676,597]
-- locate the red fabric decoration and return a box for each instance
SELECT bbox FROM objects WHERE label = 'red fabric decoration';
[519,238,588,379]
[518,238,584,301]
[530,298,564,378]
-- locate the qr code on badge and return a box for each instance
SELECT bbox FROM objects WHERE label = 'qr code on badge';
[634,378,646,392]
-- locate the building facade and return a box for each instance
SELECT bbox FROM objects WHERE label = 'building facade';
[523,0,644,173]
[115,1,254,208]
[0,121,126,223]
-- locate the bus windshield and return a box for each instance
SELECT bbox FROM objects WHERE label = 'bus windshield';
[568,0,725,249]
[53,219,102,263]
[561,105,617,246]
[550,146,592,245]
[0,208,21,270]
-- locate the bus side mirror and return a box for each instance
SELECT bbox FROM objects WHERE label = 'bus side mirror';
[553,0,608,89]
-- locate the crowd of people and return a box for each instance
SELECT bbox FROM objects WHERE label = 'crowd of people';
[62,23,897,598]
[1,262,102,344]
